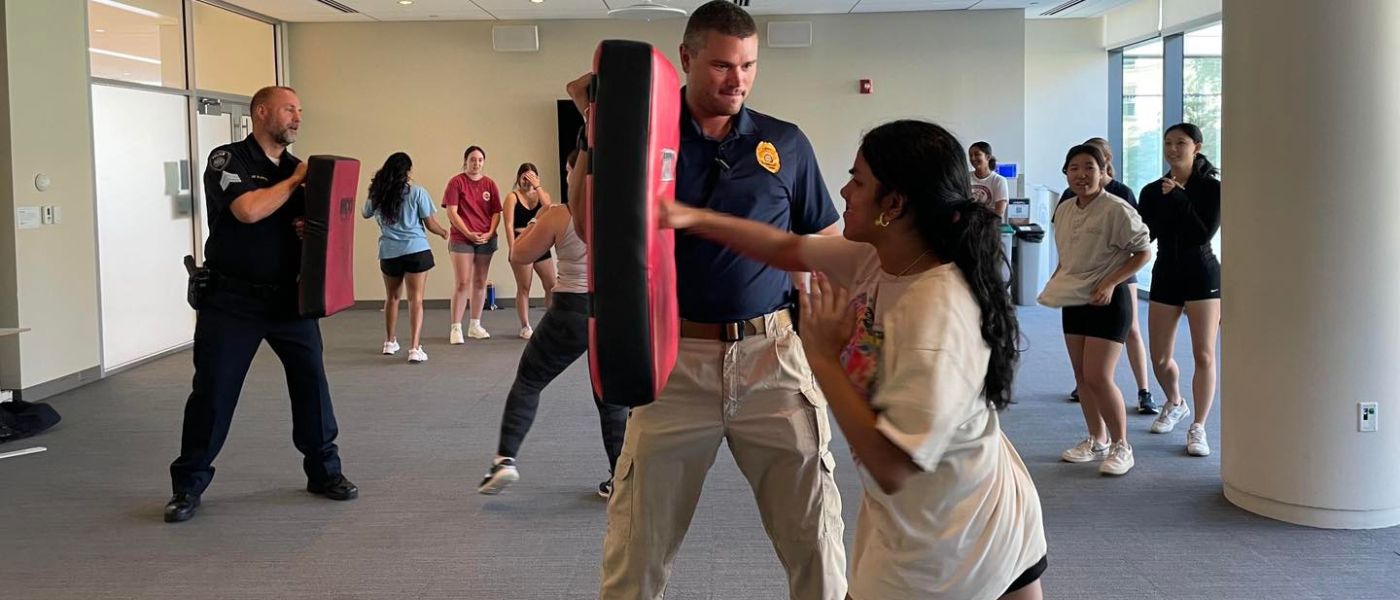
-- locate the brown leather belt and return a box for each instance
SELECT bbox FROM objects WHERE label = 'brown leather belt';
[680,310,792,342]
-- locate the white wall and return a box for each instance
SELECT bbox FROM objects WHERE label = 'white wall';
[1221,0,1400,529]
[287,9,1028,302]
[0,1,102,391]
[1024,17,1109,198]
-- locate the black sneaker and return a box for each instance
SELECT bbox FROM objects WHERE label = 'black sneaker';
[1068,388,1080,403]
[476,458,519,495]
[307,474,359,501]
[1137,389,1160,415]
[597,478,613,499]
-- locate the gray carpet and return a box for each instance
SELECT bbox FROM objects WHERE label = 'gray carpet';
[1,303,1396,599]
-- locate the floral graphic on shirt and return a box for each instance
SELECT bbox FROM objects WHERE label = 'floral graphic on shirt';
[970,183,992,205]
[839,291,884,402]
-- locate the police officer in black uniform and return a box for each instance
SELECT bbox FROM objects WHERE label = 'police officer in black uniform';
[165,85,357,523]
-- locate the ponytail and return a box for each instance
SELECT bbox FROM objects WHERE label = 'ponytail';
[937,201,1019,410]
[1192,153,1220,179]
[863,121,1021,411]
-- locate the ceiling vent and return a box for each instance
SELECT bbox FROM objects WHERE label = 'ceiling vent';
[312,0,358,14]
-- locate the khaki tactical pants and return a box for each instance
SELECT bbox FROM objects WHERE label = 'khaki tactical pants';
[600,310,847,600]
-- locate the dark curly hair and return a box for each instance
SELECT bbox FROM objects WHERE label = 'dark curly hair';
[859,120,1021,410]
[367,152,412,224]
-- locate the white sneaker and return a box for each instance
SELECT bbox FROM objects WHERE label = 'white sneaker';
[477,458,519,495]
[519,326,533,340]
[467,323,491,339]
[382,340,400,355]
[1061,437,1110,463]
[1187,423,1211,456]
[1151,401,1191,433]
[1099,440,1135,476]
[408,346,428,363]
[449,323,465,345]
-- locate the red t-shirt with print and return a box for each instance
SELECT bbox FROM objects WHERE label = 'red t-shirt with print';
[442,173,502,244]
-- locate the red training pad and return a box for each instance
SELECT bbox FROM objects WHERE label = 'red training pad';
[300,155,360,319]
[585,40,681,408]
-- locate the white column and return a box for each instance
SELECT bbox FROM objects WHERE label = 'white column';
[1221,0,1400,529]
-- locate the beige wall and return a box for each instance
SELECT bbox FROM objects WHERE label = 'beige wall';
[1024,18,1109,195]
[0,0,102,389]
[287,9,1027,302]
[193,1,276,97]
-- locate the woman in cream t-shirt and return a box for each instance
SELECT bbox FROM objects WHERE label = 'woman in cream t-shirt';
[664,119,1047,600]
[1039,144,1151,477]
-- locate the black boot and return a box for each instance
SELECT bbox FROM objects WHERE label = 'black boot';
[164,492,201,523]
[307,474,359,501]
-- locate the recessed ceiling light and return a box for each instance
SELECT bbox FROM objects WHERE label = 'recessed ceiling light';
[398,0,413,4]
[95,28,107,33]
[531,0,544,3]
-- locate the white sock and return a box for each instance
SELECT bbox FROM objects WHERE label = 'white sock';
[451,322,462,329]
[470,319,481,328]
[493,455,512,465]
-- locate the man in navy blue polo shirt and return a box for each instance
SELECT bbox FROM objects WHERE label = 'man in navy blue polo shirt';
[570,2,846,598]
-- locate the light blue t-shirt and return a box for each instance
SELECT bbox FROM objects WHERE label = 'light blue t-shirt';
[364,183,436,259]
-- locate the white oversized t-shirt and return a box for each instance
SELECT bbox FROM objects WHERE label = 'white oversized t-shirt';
[970,171,1009,210]
[800,235,1047,600]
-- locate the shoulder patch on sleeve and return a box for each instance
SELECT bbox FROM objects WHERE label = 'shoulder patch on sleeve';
[210,149,232,171]
[219,171,243,191]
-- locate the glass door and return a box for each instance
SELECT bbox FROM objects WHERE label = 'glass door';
[91,84,198,371]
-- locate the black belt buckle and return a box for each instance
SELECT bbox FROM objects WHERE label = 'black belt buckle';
[721,322,745,343]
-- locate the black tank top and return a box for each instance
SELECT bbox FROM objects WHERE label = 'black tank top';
[512,193,543,230]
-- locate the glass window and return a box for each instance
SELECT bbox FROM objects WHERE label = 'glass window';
[1185,23,1223,170]
[1122,39,1164,197]
[193,1,277,97]
[1185,23,1223,260]
[1121,39,1163,289]
[88,0,187,89]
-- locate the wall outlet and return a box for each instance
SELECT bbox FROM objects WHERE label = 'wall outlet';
[1359,402,1378,432]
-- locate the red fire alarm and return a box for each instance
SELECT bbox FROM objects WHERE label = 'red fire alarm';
[859,79,873,94]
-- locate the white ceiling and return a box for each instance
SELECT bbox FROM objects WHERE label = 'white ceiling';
[216,0,1131,23]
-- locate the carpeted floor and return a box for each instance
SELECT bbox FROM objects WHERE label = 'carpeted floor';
[1,303,1396,599]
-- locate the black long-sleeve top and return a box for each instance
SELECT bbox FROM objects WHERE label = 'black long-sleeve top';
[1137,172,1221,269]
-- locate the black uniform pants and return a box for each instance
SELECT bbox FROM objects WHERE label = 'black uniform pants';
[170,291,342,495]
[496,292,629,473]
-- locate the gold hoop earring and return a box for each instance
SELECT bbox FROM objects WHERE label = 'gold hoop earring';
[875,213,892,228]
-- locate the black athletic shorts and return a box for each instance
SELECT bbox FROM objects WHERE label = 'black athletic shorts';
[1004,555,1048,595]
[380,250,435,277]
[1062,283,1132,343]
[1149,259,1221,306]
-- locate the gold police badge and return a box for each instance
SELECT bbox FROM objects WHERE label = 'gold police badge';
[756,141,780,174]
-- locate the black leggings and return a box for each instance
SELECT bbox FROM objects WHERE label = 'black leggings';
[495,292,629,473]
